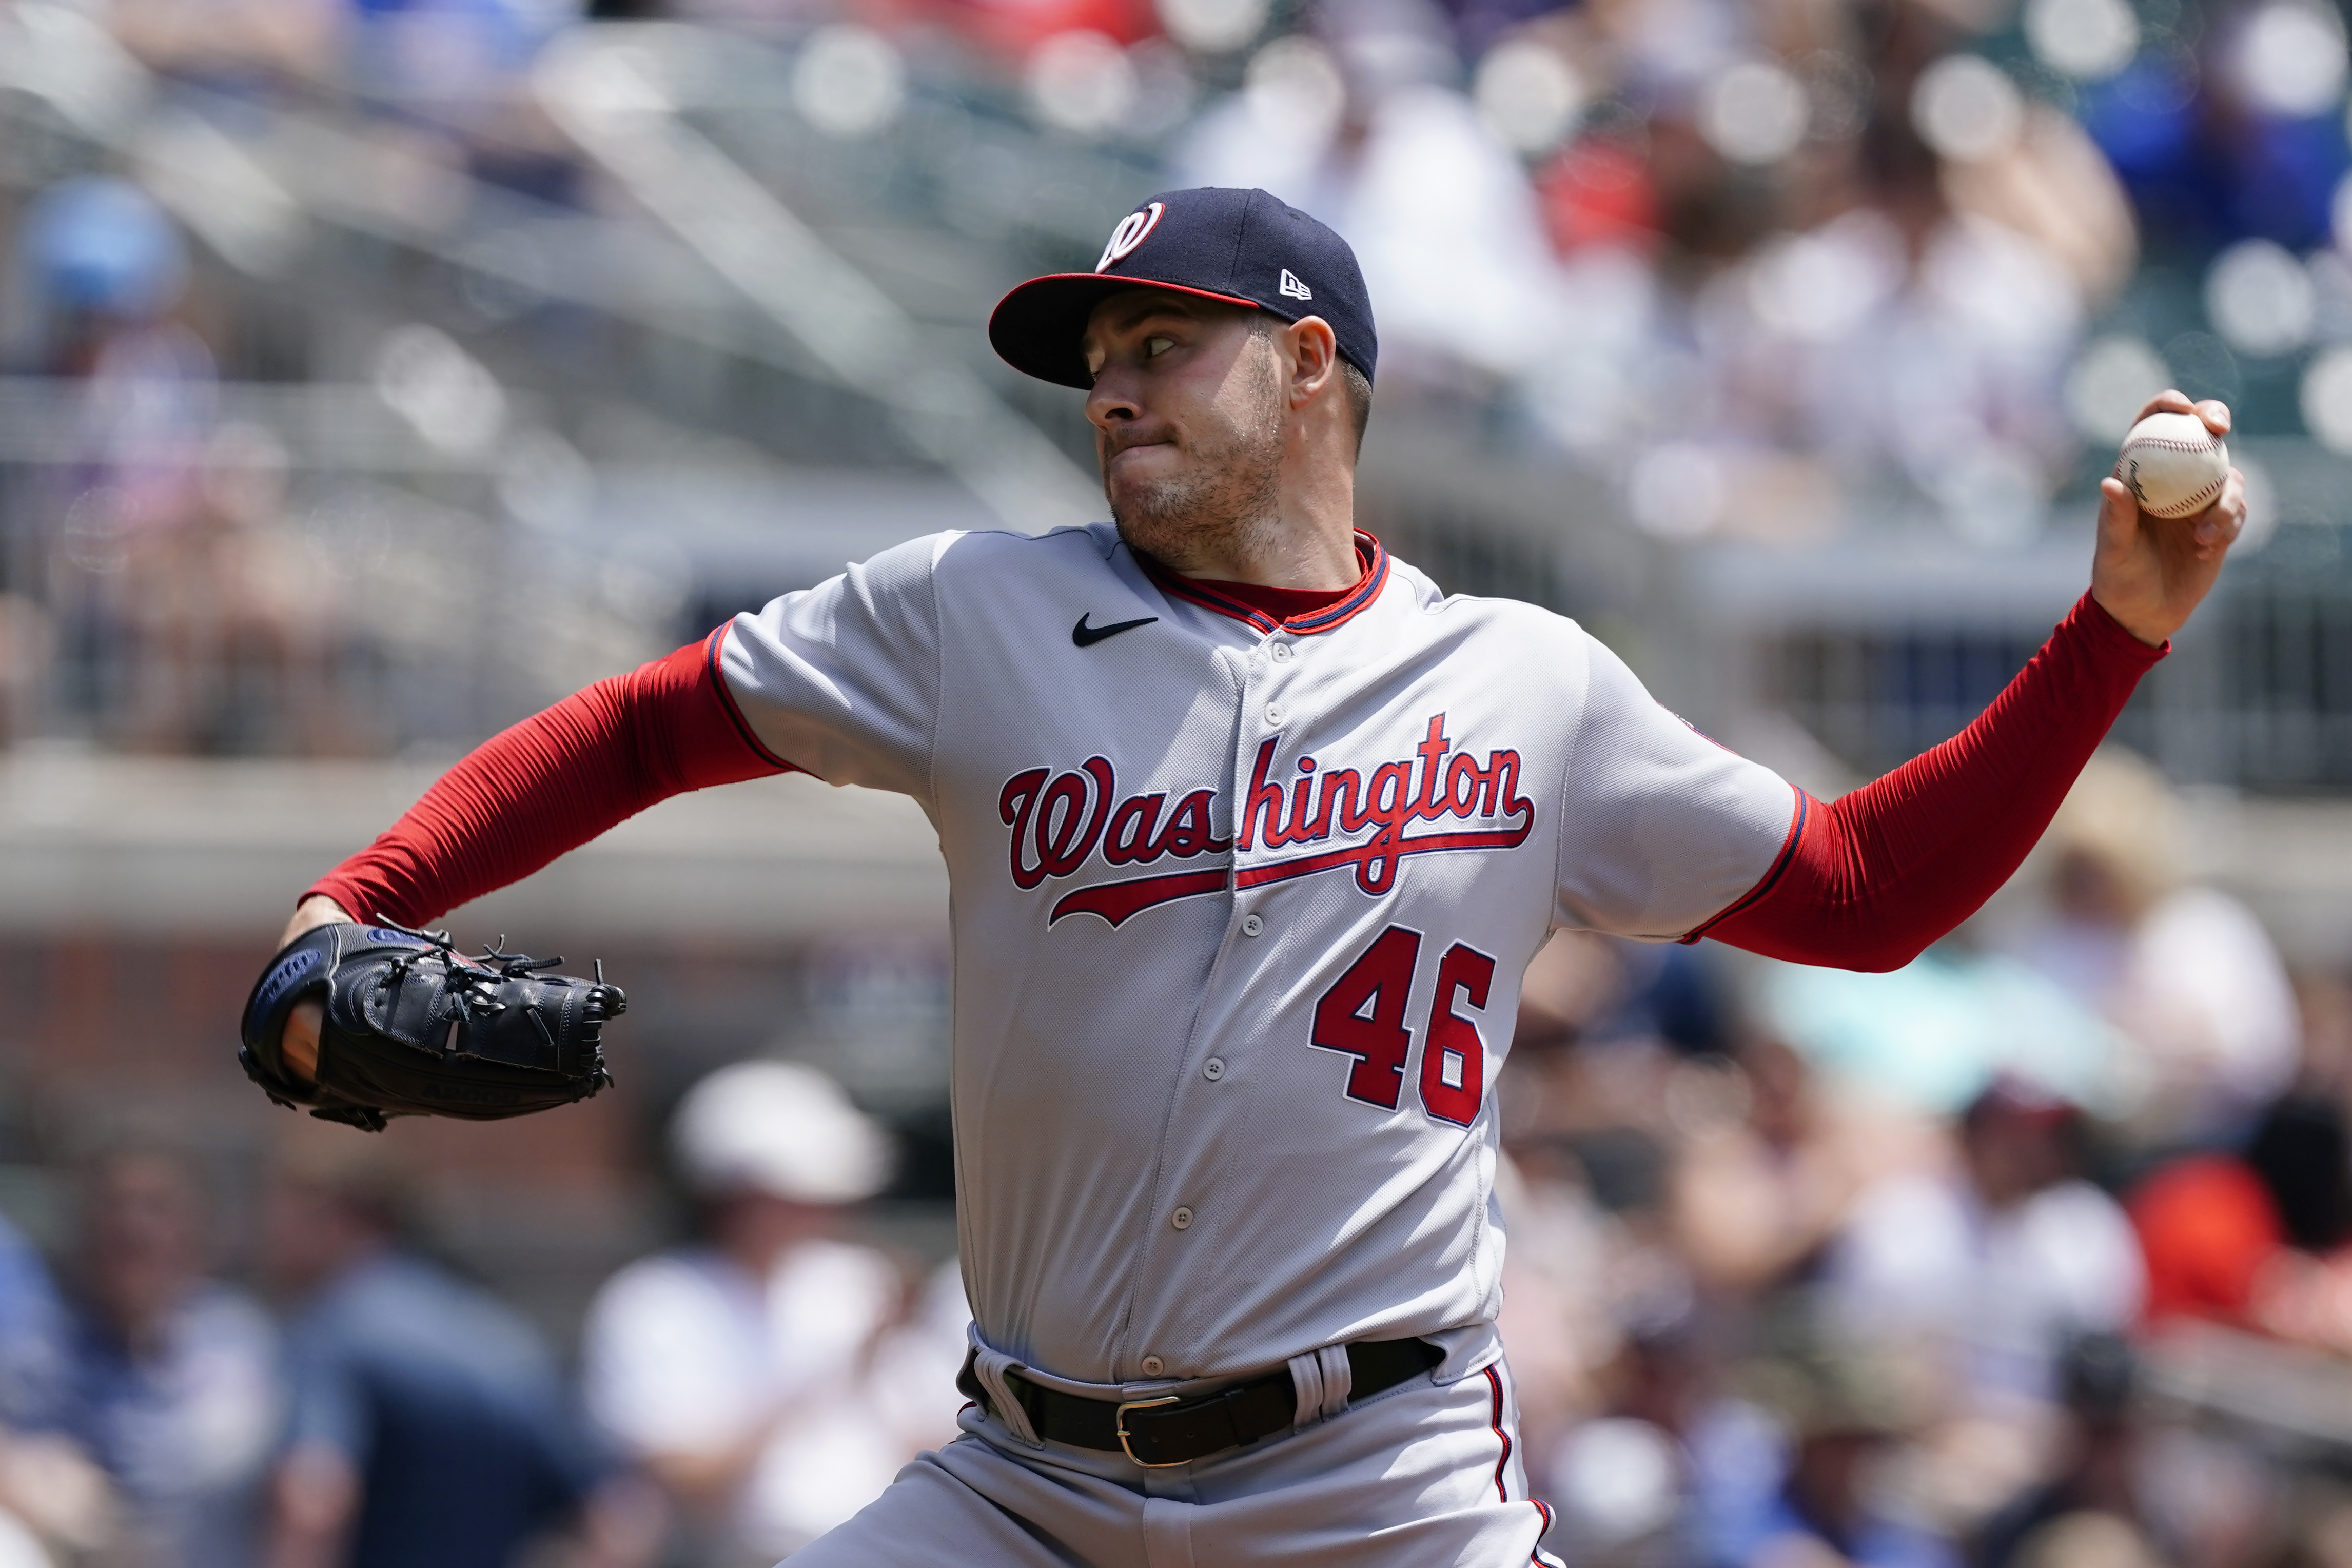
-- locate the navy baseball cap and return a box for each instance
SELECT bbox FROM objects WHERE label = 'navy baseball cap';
[989,187,1378,390]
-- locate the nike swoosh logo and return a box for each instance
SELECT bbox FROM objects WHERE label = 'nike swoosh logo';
[1072,613,1159,648]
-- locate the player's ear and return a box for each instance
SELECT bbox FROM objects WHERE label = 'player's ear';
[1281,316,1340,411]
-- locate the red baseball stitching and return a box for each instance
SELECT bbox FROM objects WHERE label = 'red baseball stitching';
[2115,436,2226,517]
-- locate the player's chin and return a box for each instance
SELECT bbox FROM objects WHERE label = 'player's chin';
[1104,440,1185,488]
[1104,461,1191,518]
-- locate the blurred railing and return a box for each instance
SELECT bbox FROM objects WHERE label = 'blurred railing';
[0,374,675,755]
[10,3,2352,798]
[1764,573,2352,795]
[1741,435,2352,795]
[0,6,1101,524]
[0,6,1119,756]
[2208,541,2352,790]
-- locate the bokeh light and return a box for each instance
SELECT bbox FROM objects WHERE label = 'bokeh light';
[2232,0,2348,118]
[1243,34,1345,143]
[2301,344,2352,452]
[1934,445,2046,550]
[2236,455,2280,552]
[1548,1419,1683,1550]
[1747,217,1903,342]
[2065,335,2171,441]
[374,324,506,457]
[1475,39,1585,156]
[1155,0,1269,56]
[1699,60,1810,166]
[1628,444,1726,538]
[497,429,596,534]
[1027,30,1139,137]
[2023,0,2141,82]
[791,25,907,140]
[1912,55,2024,162]
[2206,238,2316,357]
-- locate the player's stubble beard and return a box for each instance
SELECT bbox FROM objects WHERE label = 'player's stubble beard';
[1101,341,1284,575]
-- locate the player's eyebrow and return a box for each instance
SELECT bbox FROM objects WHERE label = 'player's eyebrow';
[1108,300,1200,333]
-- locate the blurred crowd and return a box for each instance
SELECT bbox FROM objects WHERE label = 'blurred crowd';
[0,750,2338,1568]
[4,0,2352,1566]
[2,0,2350,753]
[0,1055,972,1568]
[1487,748,2346,1568]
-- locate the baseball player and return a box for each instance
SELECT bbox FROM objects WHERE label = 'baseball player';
[245,187,2245,1566]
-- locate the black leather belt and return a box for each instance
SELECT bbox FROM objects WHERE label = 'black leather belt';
[958,1337,1443,1468]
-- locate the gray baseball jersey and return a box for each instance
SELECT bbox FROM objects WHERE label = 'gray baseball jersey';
[719,524,1793,1389]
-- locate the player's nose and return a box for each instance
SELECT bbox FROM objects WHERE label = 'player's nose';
[1084,368,1144,434]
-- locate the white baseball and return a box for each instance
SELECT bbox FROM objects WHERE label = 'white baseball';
[2113,411,2228,520]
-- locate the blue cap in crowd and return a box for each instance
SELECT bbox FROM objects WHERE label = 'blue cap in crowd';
[989,187,1378,390]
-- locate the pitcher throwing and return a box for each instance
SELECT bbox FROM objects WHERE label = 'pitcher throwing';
[242,188,2244,1567]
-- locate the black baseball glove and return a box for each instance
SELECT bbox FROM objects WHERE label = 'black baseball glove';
[239,921,625,1132]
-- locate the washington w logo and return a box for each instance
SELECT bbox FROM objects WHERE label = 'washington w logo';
[1095,203,1166,272]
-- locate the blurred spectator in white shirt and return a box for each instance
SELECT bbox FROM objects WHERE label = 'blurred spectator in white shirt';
[1816,1080,2143,1537]
[1174,3,1583,386]
[2010,750,2301,1148]
[1824,1077,2145,1406]
[582,1061,967,1566]
[64,1146,281,1568]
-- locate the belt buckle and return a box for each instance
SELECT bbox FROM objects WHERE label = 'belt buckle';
[1114,1395,1185,1467]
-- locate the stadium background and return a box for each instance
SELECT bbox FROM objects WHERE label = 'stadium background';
[5,0,2352,1561]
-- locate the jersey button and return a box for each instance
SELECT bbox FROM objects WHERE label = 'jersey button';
[1141,1357,1165,1377]
[1265,703,1284,726]
[1171,1206,1194,1230]
[1241,914,1264,937]
[1270,642,1293,663]
[1203,1057,1226,1081]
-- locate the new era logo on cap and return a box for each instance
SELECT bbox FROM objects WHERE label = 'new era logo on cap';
[988,187,1378,391]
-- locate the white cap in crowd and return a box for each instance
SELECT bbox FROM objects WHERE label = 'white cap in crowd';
[671,1060,894,1205]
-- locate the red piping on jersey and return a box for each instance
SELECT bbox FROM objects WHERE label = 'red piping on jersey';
[1679,784,1809,944]
[1483,1365,1512,1502]
[1694,592,2165,971]
[1278,537,1389,632]
[1530,1499,1555,1564]
[702,622,800,774]
[1144,569,1280,632]
[1139,533,1389,636]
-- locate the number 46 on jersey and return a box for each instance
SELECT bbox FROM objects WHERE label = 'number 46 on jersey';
[1312,927,1495,1127]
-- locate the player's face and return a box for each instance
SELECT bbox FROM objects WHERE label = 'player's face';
[1081,289,1285,573]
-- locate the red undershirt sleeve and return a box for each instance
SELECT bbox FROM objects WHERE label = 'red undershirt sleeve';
[1692,592,2166,972]
[305,628,791,929]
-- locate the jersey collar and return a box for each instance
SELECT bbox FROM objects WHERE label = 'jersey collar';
[1139,532,1390,637]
